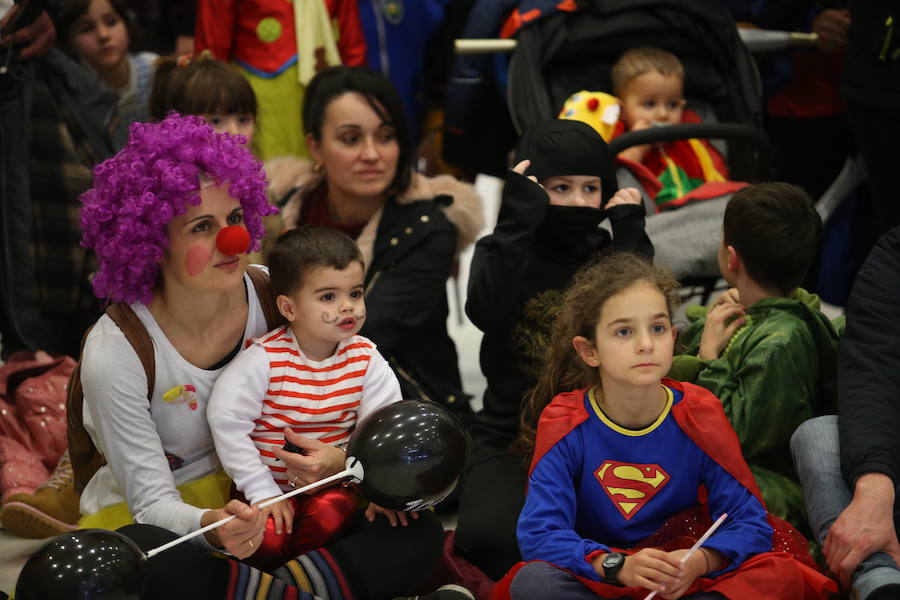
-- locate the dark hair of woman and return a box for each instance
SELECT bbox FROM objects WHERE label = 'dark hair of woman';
[302,66,412,197]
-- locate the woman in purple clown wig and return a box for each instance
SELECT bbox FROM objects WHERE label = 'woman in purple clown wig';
[81,112,272,304]
[75,111,280,553]
[71,112,446,600]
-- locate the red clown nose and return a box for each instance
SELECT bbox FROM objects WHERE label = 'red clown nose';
[216,225,251,256]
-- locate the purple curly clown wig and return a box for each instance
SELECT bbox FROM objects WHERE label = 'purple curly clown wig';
[80,113,277,304]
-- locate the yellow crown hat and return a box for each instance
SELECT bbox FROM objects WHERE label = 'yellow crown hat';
[559,91,621,142]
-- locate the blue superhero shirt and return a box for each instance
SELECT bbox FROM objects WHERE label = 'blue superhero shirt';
[518,385,772,581]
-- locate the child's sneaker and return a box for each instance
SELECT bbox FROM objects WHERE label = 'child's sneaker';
[0,451,80,538]
[395,584,475,600]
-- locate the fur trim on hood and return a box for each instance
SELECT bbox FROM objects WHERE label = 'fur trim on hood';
[266,156,484,256]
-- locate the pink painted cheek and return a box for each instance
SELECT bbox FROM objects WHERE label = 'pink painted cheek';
[185,244,212,277]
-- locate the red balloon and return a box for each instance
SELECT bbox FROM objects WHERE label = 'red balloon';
[216,225,251,256]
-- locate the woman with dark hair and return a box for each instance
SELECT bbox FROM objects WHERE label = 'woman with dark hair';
[52,113,448,600]
[270,65,484,419]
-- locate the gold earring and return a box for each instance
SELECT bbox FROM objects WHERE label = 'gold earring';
[312,162,323,174]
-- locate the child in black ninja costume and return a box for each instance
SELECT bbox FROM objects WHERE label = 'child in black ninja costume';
[454,117,653,579]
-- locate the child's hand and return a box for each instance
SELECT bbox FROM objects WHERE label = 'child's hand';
[813,9,850,52]
[364,502,419,527]
[620,119,654,162]
[259,496,295,536]
[657,549,708,599]
[698,301,747,360]
[711,287,741,307]
[605,187,642,208]
[606,548,682,592]
[511,159,541,185]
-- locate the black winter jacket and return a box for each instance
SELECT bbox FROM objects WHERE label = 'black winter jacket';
[839,224,900,527]
[466,171,653,446]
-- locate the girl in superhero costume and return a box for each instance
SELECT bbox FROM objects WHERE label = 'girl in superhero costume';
[493,252,836,599]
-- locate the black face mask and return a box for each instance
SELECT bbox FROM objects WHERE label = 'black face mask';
[537,205,607,260]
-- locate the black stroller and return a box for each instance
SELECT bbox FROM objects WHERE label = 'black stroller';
[506,0,773,182]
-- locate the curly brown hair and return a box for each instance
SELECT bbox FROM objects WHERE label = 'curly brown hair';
[516,253,680,458]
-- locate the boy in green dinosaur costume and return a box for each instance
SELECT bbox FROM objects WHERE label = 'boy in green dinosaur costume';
[669,182,840,534]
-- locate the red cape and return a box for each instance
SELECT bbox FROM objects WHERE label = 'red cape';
[494,380,837,600]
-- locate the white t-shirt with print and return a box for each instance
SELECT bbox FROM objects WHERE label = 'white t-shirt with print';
[79,270,270,546]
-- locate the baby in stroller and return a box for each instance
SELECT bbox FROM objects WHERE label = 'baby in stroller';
[560,47,749,281]
[563,48,739,210]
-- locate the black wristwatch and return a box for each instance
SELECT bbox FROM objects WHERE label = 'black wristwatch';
[602,552,626,585]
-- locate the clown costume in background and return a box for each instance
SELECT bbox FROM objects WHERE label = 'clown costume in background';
[493,379,837,599]
[561,91,743,212]
[195,0,366,160]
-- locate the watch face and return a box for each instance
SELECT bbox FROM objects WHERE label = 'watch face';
[603,553,623,568]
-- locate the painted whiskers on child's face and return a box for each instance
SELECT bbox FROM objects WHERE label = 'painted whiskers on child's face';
[574,281,676,389]
[280,263,366,360]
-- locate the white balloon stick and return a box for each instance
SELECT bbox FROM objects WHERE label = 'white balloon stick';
[146,457,365,559]
[642,512,728,600]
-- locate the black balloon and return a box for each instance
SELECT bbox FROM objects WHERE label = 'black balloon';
[347,399,469,511]
[16,529,148,600]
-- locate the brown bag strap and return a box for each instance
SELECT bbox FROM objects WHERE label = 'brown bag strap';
[67,326,99,492]
[247,266,284,331]
[67,302,154,492]
[106,303,156,399]
[68,272,276,492]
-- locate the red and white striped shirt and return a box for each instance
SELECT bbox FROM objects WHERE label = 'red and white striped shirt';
[209,326,401,503]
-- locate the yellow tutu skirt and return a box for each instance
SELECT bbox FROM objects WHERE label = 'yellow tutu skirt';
[78,470,233,532]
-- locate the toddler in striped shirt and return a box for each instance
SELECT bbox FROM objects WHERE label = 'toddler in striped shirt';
[209,225,405,570]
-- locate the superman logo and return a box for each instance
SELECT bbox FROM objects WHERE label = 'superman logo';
[595,461,670,520]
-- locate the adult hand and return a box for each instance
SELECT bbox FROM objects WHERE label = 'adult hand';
[606,187,642,209]
[201,499,265,559]
[511,159,541,185]
[0,9,56,60]
[364,502,419,527]
[823,473,900,588]
[272,429,346,489]
[698,301,746,360]
[813,9,850,52]
[594,548,682,593]
[260,496,295,536]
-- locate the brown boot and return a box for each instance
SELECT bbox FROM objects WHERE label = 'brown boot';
[1,450,80,538]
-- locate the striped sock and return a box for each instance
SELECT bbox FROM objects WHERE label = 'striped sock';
[219,548,345,600]
[272,549,352,600]
[224,559,312,600]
